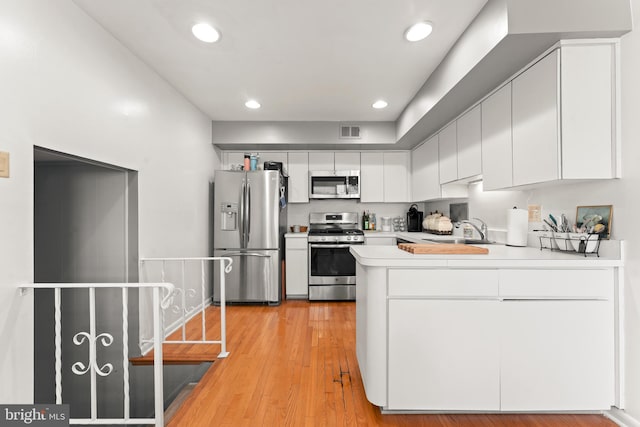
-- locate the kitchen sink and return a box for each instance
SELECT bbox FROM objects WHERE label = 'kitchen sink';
[421,238,496,245]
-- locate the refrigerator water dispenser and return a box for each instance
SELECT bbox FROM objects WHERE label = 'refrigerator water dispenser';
[220,203,238,230]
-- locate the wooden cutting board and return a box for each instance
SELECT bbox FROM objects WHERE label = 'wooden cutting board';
[398,243,489,255]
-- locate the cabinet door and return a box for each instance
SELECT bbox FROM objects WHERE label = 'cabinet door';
[388,299,500,410]
[308,152,334,171]
[500,300,614,410]
[438,122,457,184]
[335,152,360,170]
[360,152,384,203]
[411,135,440,202]
[259,152,288,175]
[287,152,309,203]
[456,105,482,179]
[383,152,410,202]
[285,247,308,297]
[512,50,560,186]
[481,83,513,190]
[224,152,245,170]
[560,44,614,179]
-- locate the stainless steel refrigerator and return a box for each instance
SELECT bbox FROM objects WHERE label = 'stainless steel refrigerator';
[213,170,286,304]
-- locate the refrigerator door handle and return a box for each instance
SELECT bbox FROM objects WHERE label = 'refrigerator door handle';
[223,251,271,258]
[239,180,246,247]
[246,182,251,241]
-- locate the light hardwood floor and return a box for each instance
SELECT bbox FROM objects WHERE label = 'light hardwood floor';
[167,301,615,426]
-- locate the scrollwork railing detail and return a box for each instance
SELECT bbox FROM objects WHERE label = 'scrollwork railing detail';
[71,331,114,377]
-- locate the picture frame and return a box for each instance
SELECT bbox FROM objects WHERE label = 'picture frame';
[576,205,613,239]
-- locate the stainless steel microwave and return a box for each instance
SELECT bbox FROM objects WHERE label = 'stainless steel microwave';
[309,170,360,199]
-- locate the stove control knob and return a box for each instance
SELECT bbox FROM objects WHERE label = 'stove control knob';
[321,237,327,241]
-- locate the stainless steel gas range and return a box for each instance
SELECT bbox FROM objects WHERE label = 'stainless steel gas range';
[307,212,364,301]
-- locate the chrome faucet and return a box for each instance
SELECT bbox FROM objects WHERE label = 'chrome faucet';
[455,218,489,241]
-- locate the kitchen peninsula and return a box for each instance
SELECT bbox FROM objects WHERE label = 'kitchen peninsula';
[350,240,623,413]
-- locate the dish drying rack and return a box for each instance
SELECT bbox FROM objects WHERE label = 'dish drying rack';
[538,231,601,257]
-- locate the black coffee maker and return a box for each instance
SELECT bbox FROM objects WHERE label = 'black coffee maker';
[407,204,423,232]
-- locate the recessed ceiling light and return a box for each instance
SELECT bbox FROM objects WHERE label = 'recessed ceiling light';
[372,100,388,109]
[404,21,433,42]
[245,99,261,109]
[192,23,220,43]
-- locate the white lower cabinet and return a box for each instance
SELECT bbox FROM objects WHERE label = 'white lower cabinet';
[498,269,614,411]
[385,268,614,411]
[500,300,614,411]
[388,299,501,410]
[285,237,308,298]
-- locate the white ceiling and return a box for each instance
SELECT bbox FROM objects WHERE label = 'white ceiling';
[72,0,487,122]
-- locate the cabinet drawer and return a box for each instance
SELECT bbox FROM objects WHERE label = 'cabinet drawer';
[286,238,308,250]
[499,269,613,299]
[365,237,396,246]
[389,269,498,297]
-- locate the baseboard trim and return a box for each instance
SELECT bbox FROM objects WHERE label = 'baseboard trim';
[606,407,640,427]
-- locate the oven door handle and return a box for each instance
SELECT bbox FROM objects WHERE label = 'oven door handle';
[309,244,355,249]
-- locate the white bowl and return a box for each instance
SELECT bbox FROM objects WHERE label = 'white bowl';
[568,233,598,253]
[552,232,569,250]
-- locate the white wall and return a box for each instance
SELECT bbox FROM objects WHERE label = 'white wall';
[0,0,216,403]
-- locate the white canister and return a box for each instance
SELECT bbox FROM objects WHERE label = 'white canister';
[380,216,391,232]
[506,207,528,247]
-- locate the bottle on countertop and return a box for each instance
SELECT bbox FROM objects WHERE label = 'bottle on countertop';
[363,211,369,230]
[369,213,376,230]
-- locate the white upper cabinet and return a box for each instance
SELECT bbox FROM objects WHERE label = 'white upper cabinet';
[456,105,482,179]
[411,135,441,202]
[308,151,360,171]
[223,152,245,169]
[259,152,288,174]
[512,50,560,186]
[287,152,309,203]
[360,152,384,202]
[481,83,513,190]
[560,44,614,179]
[361,152,410,203]
[335,152,360,170]
[512,42,617,187]
[223,151,288,174]
[308,152,334,171]
[438,122,457,184]
[383,152,410,203]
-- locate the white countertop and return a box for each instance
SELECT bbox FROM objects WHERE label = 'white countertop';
[351,243,623,268]
[363,230,397,237]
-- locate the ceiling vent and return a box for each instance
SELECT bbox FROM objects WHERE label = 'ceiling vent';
[339,125,361,139]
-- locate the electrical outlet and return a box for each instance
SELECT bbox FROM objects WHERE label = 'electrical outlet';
[0,151,9,178]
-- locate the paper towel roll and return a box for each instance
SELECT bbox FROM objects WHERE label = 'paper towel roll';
[506,208,528,247]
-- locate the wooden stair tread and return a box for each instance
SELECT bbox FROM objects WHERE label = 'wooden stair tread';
[398,242,489,254]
